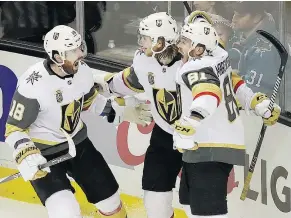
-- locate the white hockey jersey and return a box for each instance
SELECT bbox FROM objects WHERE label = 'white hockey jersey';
[108,50,183,134]
[176,47,246,165]
[5,60,108,155]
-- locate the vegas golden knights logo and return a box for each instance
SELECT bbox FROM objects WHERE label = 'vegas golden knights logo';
[156,19,162,27]
[204,27,210,35]
[53,32,59,40]
[61,98,82,134]
[152,88,182,125]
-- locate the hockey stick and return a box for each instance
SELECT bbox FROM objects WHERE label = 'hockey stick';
[183,1,192,14]
[0,128,77,184]
[240,30,288,201]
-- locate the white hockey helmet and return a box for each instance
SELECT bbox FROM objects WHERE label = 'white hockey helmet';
[44,25,87,65]
[180,22,219,56]
[138,12,178,53]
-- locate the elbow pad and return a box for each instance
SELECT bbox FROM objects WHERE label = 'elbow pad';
[190,95,219,119]
[181,67,222,119]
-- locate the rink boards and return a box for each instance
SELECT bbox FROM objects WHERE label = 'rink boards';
[0,50,291,218]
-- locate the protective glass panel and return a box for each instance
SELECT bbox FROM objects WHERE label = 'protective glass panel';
[90,1,185,64]
[0,1,289,112]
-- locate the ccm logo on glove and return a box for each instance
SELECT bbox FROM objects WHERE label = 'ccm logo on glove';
[174,121,196,136]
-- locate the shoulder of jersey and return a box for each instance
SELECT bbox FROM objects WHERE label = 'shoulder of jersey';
[134,49,145,57]
[213,46,228,57]
[77,60,94,85]
[133,49,148,62]
[78,60,91,75]
[17,61,50,95]
[79,60,89,68]
[179,58,212,76]
[133,49,162,68]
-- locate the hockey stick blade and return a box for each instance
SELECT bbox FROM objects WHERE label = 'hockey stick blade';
[0,129,76,184]
[240,31,288,201]
[256,30,288,110]
[257,30,288,77]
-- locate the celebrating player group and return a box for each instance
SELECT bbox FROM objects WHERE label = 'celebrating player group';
[3,9,281,218]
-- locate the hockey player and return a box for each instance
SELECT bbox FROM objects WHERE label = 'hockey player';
[94,12,183,218]
[175,21,281,218]
[4,25,152,218]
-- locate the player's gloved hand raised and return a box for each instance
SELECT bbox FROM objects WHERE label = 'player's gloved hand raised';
[173,116,200,153]
[111,96,153,127]
[251,92,281,126]
[13,141,50,181]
